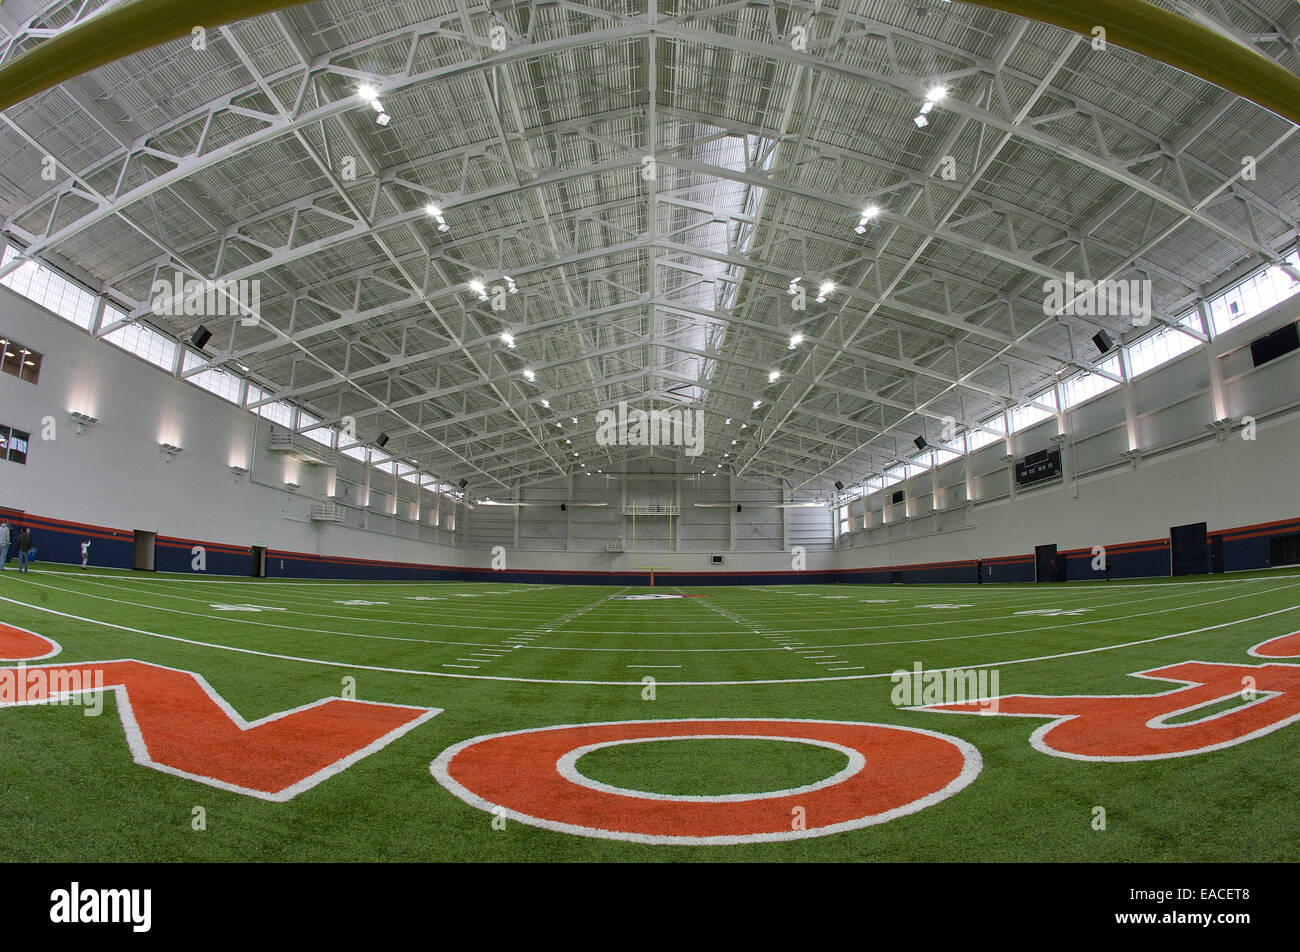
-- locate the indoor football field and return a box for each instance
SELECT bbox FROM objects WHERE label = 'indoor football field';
[2,565,1296,862]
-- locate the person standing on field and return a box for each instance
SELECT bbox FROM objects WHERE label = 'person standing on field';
[0,521,9,570]
[81,539,91,569]
[16,526,32,574]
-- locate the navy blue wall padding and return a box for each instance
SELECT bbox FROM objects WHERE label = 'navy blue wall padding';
[12,511,1299,584]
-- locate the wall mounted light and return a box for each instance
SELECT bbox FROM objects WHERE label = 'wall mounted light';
[230,465,249,481]
[160,442,183,462]
[284,481,300,492]
[70,411,98,435]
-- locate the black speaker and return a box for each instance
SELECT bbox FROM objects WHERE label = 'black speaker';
[891,490,905,505]
[1092,330,1114,354]
[375,432,389,448]
[1250,322,1300,367]
[913,435,928,451]
[190,325,212,349]
[458,479,468,489]
[834,480,844,491]
[560,502,566,512]
[736,504,742,513]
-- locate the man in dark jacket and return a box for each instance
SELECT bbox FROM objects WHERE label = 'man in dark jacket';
[16,526,33,574]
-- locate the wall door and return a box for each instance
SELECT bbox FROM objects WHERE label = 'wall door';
[1034,544,1057,582]
[132,530,156,571]
[1170,522,1209,576]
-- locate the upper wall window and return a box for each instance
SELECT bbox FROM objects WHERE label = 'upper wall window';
[1125,312,1201,379]
[1206,249,1300,336]
[1060,354,1122,409]
[0,335,42,384]
[1,244,98,331]
[102,320,178,371]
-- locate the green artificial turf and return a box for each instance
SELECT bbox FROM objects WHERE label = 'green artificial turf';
[575,737,850,796]
[0,564,1297,862]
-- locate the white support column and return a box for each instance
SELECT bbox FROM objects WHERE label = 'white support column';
[930,453,941,511]
[1002,410,1018,502]
[1201,300,1228,422]
[1120,348,1141,454]
[362,449,372,529]
[566,474,575,551]
[728,473,736,552]
[512,483,521,549]
[675,476,683,554]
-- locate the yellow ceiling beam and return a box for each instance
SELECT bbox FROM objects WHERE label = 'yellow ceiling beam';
[0,0,1295,128]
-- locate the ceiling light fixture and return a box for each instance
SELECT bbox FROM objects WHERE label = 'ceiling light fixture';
[789,332,803,348]
[913,85,948,129]
[768,370,781,383]
[523,368,536,382]
[816,280,835,303]
[468,278,488,302]
[500,330,516,348]
[855,206,881,234]
[425,204,450,232]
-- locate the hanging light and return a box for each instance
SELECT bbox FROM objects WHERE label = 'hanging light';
[425,204,449,232]
[855,206,880,234]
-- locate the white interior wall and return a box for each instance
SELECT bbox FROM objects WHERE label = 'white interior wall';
[0,288,464,565]
[837,294,1300,570]
[5,276,1296,579]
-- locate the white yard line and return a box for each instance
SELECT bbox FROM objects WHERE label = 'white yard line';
[0,592,1296,686]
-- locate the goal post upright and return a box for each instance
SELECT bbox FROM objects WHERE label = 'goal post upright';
[629,498,674,587]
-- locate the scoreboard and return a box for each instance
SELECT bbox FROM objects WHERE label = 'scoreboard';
[1015,446,1061,486]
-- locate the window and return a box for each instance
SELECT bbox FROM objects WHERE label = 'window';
[1207,249,1300,336]
[1008,391,1056,433]
[1,244,98,331]
[300,411,336,449]
[1060,354,1122,409]
[102,321,178,371]
[966,413,1006,451]
[931,446,962,466]
[881,464,907,487]
[0,336,43,384]
[838,505,851,537]
[1125,312,1201,378]
[340,444,368,463]
[190,366,243,403]
[260,401,295,428]
[0,424,31,464]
